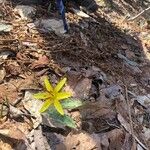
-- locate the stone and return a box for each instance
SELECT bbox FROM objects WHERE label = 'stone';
[0,23,13,32]
[101,84,122,100]
[14,5,36,20]
[34,19,67,35]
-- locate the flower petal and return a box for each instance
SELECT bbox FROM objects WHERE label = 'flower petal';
[54,77,67,92]
[33,92,51,99]
[40,99,53,113]
[56,92,71,100]
[44,77,53,92]
[54,99,64,115]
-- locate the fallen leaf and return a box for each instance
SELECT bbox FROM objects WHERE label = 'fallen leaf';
[0,84,18,104]
[81,102,117,133]
[34,127,50,150]
[73,77,92,99]
[101,84,122,100]
[106,129,125,150]
[0,123,25,140]
[135,94,150,110]
[30,55,49,69]
[65,132,101,150]
[43,131,66,150]
[22,91,42,128]
[5,61,21,76]
[0,67,6,83]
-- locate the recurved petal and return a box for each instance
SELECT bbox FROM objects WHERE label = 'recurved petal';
[54,100,64,115]
[40,99,53,113]
[54,77,67,92]
[56,92,71,100]
[33,92,51,99]
[44,77,53,92]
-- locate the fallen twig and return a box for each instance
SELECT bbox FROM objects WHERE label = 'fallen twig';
[124,85,135,142]
[121,64,148,150]
[128,6,150,21]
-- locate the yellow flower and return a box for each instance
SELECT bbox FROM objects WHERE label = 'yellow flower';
[34,77,71,115]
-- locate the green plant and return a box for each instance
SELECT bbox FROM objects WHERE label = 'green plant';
[34,77,83,128]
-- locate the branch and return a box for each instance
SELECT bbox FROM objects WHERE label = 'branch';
[128,6,150,21]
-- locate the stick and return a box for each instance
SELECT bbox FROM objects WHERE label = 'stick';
[128,6,150,21]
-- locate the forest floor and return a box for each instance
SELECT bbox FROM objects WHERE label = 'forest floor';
[0,0,150,149]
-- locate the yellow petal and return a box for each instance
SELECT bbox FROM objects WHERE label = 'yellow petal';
[56,92,71,100]
[54,77,67,92]
[40,99,53,113]
[54,100,64,115]
[33,92,51,99]
[44,77,53,92]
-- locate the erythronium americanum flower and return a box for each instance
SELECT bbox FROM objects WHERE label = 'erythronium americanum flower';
[34,77,72,115]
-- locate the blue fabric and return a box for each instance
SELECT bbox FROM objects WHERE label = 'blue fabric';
[56,0,68,32]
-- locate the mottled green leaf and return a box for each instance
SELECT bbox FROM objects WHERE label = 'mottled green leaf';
[61,98,83,109]
[47,107,76,128]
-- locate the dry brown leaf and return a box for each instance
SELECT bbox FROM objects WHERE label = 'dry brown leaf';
[81,102,117,133]
[106,129,125,150]
[30,55,49,69]
[65,132,101,150]
[0,123,25,140]
[0,84,18,104]
[65,70,92,99]
[0,67,6,83]
[5,61,21,76]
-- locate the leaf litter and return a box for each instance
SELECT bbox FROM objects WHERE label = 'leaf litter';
[0,0,150,149]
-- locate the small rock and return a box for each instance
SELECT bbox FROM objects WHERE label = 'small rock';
[14,5,36,20]
[102,84,122,100]
[0,23,13,32]
[34,19,66,35]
